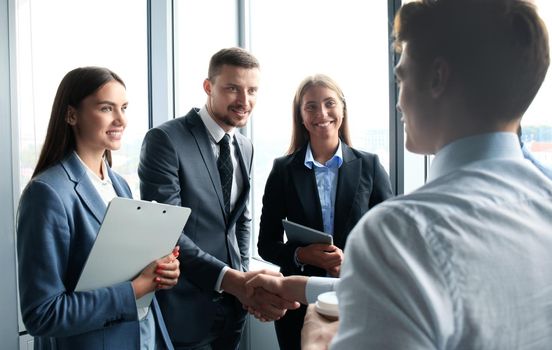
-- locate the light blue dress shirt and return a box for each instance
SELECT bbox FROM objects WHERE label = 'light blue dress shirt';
[326,132,552,349]
[304,142,343,235]
[521,141,552,180]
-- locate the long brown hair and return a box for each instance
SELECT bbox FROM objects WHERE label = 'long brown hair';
[287,74,352,155]
[32,67,126,178]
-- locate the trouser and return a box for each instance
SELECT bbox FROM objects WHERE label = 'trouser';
[173,294,246,350]
[274,304,307,350]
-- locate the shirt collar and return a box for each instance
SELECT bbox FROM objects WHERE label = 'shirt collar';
[198,105,236,143]
[74,151,112,185]
[304,141,344,169]
[428,132,523,182]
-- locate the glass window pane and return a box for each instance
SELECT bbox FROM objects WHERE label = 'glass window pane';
[173,0,238,116]
[16,0,148,196]
[521,1,552,170]
[249,0,391,256]
[14,0,148,333]
[399,0,429,194]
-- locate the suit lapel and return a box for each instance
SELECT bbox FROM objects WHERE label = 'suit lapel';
[225,134,252,271]
[334,144,361,245]
[106,166,131,199]
[290,147,324,231]
[186,111,227,218]
[62,153,107,225]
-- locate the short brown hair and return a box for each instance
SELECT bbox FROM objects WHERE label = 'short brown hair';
[287,74,352,155]
[207,47,260,81]
[393,0,550,121]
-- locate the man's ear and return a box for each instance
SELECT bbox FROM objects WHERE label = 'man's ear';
[431,57,450,98]
[203,78,212,96]
[66,106,77,126]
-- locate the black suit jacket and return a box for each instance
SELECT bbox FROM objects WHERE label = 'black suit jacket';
[257,143,393,277]
[138,108,252,344]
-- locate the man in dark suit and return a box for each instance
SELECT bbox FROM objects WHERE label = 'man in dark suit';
[139,47,296,350]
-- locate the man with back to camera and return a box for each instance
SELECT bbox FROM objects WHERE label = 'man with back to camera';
[245,0,552,348]
[139,47,298,350]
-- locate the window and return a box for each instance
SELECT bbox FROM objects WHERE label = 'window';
[173,0,239,116]
[249,0,392,255]
[15,0,148,196]
[399,0,429,194]
[521,1,552,169]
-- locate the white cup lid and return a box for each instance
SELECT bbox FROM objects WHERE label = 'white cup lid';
[315,291,339,318]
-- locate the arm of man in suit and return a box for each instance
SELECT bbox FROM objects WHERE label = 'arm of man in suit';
[236,143,253,272]
[236,204,251,271]
[139,127,228,290]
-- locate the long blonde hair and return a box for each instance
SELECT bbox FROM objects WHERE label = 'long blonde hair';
[287,74,352,155]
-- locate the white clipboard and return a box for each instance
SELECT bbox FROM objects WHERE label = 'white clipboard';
[282,219,333,245]
[75,197,191,309]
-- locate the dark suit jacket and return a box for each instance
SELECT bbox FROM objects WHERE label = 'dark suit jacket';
[257,143,393,277]
[17,152,173,350]
[138,108,253,344]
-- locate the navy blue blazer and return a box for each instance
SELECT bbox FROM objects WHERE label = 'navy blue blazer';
[257,143,394,276]
[139,108,253,344]
[17,152,173,350]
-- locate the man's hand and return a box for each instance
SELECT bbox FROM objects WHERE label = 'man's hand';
[221,269,300,321]
[301,304,339,350]
[297,244,343,271]
[242,274,309,321]
[244,274,309,304]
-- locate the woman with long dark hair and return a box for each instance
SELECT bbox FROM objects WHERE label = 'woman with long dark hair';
[17,67,179,349]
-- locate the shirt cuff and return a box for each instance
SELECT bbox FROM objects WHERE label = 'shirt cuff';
[215,265,230,293]
[306,276,339,304]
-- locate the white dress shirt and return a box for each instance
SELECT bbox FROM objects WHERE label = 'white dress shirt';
[75,153,156,350]
[329,132,552,349]
[198,106,245,213]
[198,106,246,292]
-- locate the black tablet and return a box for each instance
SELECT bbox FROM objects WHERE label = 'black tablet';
[282,219,333,245]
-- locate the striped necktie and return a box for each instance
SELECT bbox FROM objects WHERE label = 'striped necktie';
[217,133,233,214]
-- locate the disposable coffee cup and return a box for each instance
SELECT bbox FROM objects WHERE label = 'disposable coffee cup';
[315,291,339,321]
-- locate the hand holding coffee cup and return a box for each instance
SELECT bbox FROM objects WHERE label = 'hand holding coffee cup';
[315,291,339,321]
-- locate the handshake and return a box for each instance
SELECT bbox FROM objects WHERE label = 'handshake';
[222,269,310,322]
[225,270,339,349]
[223,270,338,350]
